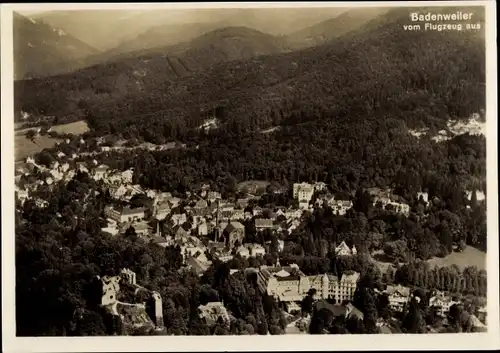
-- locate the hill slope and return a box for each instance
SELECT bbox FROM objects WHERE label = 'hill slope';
[15,26,290,117]
[15,6,485,135]
[13,12,100,80]
[33,8,347,53]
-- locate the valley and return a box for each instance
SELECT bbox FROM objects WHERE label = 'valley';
[11,4,490,340]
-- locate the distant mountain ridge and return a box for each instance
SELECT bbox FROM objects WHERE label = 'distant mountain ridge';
[16,6,485,138]
[13,12,100,80]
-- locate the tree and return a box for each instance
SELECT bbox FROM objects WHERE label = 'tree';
[402,298,426,333]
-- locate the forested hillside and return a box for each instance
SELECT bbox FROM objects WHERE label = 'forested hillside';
[15,7,485,134]
[285,7,389,49]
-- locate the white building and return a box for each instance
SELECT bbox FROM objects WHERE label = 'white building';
[429,291,459,317]
[293,183,314,203]
[335,241,357,256]
[93,164,110,180]
[257,264,359,303]
[198,302,230,327]
[384,285,411,312]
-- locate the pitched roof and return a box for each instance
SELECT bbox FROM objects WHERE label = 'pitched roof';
[194,199,208,209]
[225,221,245,233]
[385,285,411,297]
[316,301,347,317]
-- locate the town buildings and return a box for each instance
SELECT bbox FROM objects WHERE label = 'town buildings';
[104,205,146,224]
[429,291,459,317]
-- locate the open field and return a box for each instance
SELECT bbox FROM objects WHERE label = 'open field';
[15,135,63,161]
[14,120,89,162]
[426,246,486,270]
[371,246,486,273]
[15,120,89,136]
[50,120,89,135]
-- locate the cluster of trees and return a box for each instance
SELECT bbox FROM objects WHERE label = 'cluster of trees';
[394,262,487,297]
[16,173,286,336]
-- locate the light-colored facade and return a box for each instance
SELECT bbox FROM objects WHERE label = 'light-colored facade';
[384,285,411,312]
[255,218,274,232]
[257,264,359,303]
[198,302,230,327]
[293,183,314,203]
[335,241,357,256]
[429,292,459,317]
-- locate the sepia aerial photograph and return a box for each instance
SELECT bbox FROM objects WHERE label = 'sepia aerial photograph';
[1,1,498,350]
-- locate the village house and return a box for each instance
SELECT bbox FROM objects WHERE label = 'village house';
[429,291,459,317]
[314,182,328,192]
[170,213,187,226]
[335,241,357,256]
[76,162,89,173]
[98,269,164,331]
[329,199,354,215]
[286,219,301,234]
[229,209,245,221]
[197,221,209,236]
[316,301,364,322]
[132,221,152,238]
[60,163,70,173]
[186,254,213,276]
[255,218,274,232]
[93,164,110,181]
[168,197,181,209]
[179,240,207,262]
[120,169,134,184]
[293,183,315,202]
[198,302,230,327]
[194,199,209,210]
[369,189,410,216]
[207,191,222,203]
[101,218,120,236]
[246,243,265,257]
[252,206,264,216]
[154,201,171,220]
[265,239,285,253]
[16,188,29,205]
[222,221,246,248]
[212,247,234,263]
[235,246,251,258]
[105,205,146,224]
[236,198,250,209]
[384,285,412,312]
[416,191,429,206]
[172,225,190,240]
